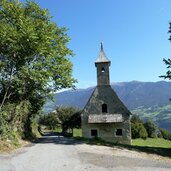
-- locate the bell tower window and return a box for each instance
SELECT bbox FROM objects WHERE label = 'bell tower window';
[95,43,110,85]
[101,67,105,73]
[102,104,107,113]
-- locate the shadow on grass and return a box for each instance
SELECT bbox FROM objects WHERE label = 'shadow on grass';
[74,136,171,158]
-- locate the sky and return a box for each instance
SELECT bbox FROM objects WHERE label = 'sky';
[24,0,171,88]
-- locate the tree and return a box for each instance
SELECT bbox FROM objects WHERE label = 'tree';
[40,112,59,130]
[56,106,81,134]
[160,128,171,140]
[131,122,148,139]
[131,115,148,139]
[131,115,143,124]
[0,0,76,138]
[160,23,171,81]
[144,120,158,138]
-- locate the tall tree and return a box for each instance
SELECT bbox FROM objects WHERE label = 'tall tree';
[0,0,76,137]
[0,0,75,108]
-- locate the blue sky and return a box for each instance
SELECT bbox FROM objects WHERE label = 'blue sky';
[26,0,171,88]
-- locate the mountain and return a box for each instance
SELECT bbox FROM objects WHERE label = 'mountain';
[43,81,171,131]
[44,81,171,111]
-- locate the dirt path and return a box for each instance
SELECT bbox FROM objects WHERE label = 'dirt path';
[0,133,171,171]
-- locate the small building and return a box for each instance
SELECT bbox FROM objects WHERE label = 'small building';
[81,43,131,144]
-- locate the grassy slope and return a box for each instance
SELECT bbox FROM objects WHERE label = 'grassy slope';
[131,104,171,132]
[132,138,171,148]
[131,105,171,120]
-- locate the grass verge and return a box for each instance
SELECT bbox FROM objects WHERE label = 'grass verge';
[72,129,171,158]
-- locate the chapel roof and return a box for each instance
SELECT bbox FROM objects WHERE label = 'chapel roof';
[95,42,110,63]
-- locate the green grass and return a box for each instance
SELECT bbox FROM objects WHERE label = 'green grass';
[73,128,82,137]
[55,127,62,133]
[132,138,171,148]
[130,138,171,158]
[71,129,171,158]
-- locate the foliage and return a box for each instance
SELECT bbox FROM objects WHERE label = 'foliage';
[131,122,148,140]
[40,112,59,130]
[68,111,81,129]
[0,101,30,140]
[131,115,143,124]
[56,106,81,133]
[160,128,171,140]
[160,23,171,83]
[144,120,158,138]
[131,115,148,139]
[131,105,171,133]
[160,58,171,80]
[0,0,75,142]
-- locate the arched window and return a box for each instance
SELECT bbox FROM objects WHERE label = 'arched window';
[101,67,105,73]
[102,104,107,113]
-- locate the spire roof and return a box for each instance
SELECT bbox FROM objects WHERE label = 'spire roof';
[95,42,110,63]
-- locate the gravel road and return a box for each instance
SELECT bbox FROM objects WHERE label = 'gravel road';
[0,133,171,171]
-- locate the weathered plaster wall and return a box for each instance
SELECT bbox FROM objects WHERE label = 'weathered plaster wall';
[81,85,131,145]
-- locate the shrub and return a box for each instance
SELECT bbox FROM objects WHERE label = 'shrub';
[131,122,148,139]
[160,128,171,140]
[144,120,158,138]
[39,112,59,130]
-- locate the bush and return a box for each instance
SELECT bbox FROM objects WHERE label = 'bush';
[160,128,171,140]
[131,122,148,139]
[131,115,143,124]
[144,120,158,138]
[39,112,59,130]
[56,106,81,134]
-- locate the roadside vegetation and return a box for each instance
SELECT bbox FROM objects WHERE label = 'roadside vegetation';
[40,106,81,136]
[0,0,75,152]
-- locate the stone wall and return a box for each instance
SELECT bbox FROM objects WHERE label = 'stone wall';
[81,85,131,145]
[82,112,131,145]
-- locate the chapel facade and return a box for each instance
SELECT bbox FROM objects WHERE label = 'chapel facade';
[81,43,131,144]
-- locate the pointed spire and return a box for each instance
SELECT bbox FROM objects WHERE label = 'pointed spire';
[95,42,110,63]
[101,42,103,51]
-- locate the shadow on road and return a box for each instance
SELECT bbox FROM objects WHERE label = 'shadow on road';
[34,131,171,159]
[35,132,83,145]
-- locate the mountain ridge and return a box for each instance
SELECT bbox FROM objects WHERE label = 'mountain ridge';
[43,81,171,131]
[44,80,171,111]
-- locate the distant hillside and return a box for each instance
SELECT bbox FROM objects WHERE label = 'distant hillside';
[44,81,171,111]
[131,105,171,132]
[43,81,171,131]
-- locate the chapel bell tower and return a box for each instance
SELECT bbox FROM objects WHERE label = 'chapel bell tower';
[81,43,131,145]
[95,43,111,86]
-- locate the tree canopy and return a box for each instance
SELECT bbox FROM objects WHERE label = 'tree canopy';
[0,0,75,107]
[0,0,76,139]
[56,106,81,134]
